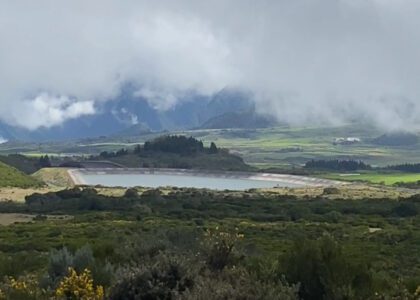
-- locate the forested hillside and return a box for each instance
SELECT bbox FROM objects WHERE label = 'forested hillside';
[92,135,252,171]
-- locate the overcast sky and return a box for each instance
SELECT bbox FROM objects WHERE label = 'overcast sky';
[1,0,420,130]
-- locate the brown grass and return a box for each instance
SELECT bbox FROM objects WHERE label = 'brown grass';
[261,183,415,200]
[0,187,59,202]
[0,213,73,225]
[32,168,75,188]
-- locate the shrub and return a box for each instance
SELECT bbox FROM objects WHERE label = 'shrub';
[324,210,342,223]
[44,245,114,289]
[124,188,139,198]
[323,187,340,195]
[279,236,373,300]
[109,255,195,300]
[201,227,244,271]
[47,247,74,286]
[393,202,418,217]
[0,274,43,300]
[55,268,104,300]
[180,267,299,300]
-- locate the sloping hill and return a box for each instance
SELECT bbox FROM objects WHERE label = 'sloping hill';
[0,161,42,188]
[200,110,277,129]
[0,154,40,174]
[32,168,74,188]
[372,132,418,146]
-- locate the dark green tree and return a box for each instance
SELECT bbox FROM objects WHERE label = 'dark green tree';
[39,155,52,168]
[209,142,218,154]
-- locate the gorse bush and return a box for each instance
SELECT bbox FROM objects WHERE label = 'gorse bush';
[55,268,104,300]
[0,275,43,300]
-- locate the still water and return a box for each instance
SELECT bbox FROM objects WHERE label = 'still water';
[78,172,302,190]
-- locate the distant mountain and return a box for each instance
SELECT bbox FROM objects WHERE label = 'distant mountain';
[200,110,277,129]
[0,88,255,142]
[372,132,419,146]
[112,123,152,137]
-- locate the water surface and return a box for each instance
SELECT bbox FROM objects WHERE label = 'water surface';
[78,172,302,190]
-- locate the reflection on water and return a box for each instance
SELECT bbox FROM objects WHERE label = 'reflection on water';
[79,173,302,190]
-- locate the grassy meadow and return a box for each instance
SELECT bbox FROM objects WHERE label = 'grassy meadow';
[3,124,420,168]
[323,172,420,185]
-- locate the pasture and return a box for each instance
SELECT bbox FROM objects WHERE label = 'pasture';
[323,172,420,185]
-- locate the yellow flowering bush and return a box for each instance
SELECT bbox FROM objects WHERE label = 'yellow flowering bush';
[0,275,43,299]
[55,267,104,300]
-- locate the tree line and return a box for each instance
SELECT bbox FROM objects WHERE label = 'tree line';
[99,135,218,159]
[304,159,371,171]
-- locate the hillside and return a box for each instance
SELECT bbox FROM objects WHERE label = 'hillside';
[200,110,277,129]
[91,135,253,171]
[106,151,252,171]
[0,154,40,174]
[372,132,419,146]
[0,161,42,188]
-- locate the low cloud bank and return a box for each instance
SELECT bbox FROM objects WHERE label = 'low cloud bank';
[1,1,420,131]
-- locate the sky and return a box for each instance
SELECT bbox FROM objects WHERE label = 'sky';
[1,0,420,131]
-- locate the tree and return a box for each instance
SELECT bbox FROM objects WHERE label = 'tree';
[133,144,142,154]
[39,155,52,168]
[209,142,218,154]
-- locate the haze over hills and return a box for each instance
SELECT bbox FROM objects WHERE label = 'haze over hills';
[0,88,257,142]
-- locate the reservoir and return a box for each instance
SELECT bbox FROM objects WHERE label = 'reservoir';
[69,168,340,190]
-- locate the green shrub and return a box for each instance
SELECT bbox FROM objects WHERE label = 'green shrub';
[109,255,195,300]
[124,188,139,198]
[180,267,299,300]
[279,236,373,300]
[393,202,418,217]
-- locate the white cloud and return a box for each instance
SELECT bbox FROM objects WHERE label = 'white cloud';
[4,93,95,130]
[1,0,420,130]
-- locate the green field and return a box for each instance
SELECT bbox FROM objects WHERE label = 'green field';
[2,124,420,174]
[186,125,420,168]
[322,172,420,185]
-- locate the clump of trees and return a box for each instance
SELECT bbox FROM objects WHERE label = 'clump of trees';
[143,135,218,155]
[304,159,371,171]
[97,136,219,160]
[386,163,420,173]
[99,148,129,159]
[38,155,52,168]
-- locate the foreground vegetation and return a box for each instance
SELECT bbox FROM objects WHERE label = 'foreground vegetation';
[0,186,419,299]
